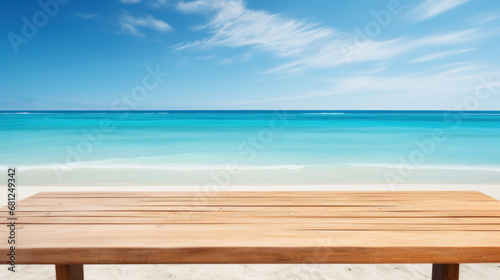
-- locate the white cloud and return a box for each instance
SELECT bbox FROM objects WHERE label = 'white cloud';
[218,51,253,65]
[175,0,334,57]
[120,13,173,36]
[266,29,478,73]
[325,64,497,99]
[120,0,142,4]
[410,49,474,63]
[120,0,168,6]
[198,54,215,60]
[470,12,500,25]
[409,0,470,21]
[226,63,499,106]
[176,0,480,74]
[178,0,243,14]
[75,13,99,19]
[413,29,475,45]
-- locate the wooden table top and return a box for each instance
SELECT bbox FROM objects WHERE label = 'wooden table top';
[2,191,500,264]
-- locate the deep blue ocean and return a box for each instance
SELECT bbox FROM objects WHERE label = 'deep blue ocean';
[1,110,499,185]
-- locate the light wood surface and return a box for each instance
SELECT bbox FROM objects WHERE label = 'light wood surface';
[2,191,500,264]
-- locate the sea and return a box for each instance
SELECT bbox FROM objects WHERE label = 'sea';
[1,110,499,186]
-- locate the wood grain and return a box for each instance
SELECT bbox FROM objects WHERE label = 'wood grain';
[2,191,500,264]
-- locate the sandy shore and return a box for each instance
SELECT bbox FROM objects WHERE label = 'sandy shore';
[2,263,500,280]
[2,184,499,279]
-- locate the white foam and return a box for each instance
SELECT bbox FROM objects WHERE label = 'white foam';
[0,112,33,114]
[5,161,500,173]
[3,162,306,171]
[302,113,345,115]
[347,163,500,172]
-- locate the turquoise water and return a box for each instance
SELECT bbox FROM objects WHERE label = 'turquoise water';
[1,110,499,185]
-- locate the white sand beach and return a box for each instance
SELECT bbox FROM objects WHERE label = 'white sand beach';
[1,184,500,279]
[3,263,500,280]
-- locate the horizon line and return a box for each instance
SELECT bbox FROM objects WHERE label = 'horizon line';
[1,110,500,113]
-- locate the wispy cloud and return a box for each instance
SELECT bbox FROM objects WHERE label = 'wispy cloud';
[120,0,142,4]
[329,66,485,96]
[409,0,471,21]
[331,63,497,98]
[226,63,498,106]
[218,51,253,65]
[176,0,335,56]
[266,29,478,73]
[176,0,481,74]
[409,49,474,63]
[120,13,173,36]
[120,0,169,6]
[470,11,500,25]
[75,13,99,19]
[198,54,215,60]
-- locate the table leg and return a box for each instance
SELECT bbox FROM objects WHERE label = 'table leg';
[432,264,459,280]
[55,264,84,280]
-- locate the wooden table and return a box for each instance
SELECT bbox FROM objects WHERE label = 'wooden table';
[2,191,500,280]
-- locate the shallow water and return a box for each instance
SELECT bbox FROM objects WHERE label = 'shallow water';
[1,110,499,185]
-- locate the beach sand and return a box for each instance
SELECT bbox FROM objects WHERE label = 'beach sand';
[2,184,500,280]
[3,263,500,280]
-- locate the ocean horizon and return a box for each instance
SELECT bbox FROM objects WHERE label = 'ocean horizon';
[1,110,499,186]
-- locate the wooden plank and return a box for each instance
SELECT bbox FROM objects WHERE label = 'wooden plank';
[5,209,500,218]
[15,204,495,211]
[16,201,500,209]
[55,264,84,280]
[6,216,500,228]
[27,195,494,202]
[13,247,500,265]
[6,225,500,248]
[432,264,459,280]
[1,191,500,265]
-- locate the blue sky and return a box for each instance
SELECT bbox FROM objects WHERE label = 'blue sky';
[1,0,500,110]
